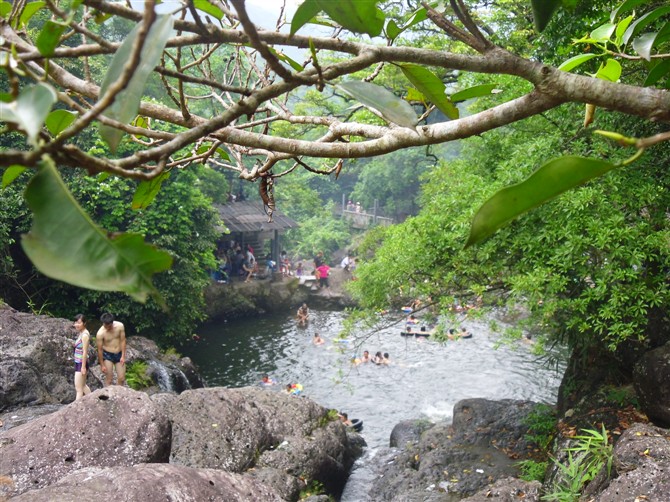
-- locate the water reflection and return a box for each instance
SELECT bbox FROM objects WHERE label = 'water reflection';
[185,310,565,450]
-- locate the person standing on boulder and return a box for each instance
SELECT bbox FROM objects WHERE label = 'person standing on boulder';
[96,312,126,386]
[73,314,92,400]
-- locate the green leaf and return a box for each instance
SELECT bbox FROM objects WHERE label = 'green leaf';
[399,64,458,119]
[36,19,67,56]
[644,58,670,87]
[338,80,418,127]
[0,2,11,17]
[192,0,224,21]
[21,158,172,303]
[267,46,304,71]
[291,0,320,35]
[405,87,426,102]
[590,22,616,42]
[0,82,57,146]
[595,59,622,82]
[558,53,599,72]
[314,0,384,37]
[45,109,77,136]
[2,165,27,188]
[216,147,230,161]
[632,32,657,61]
[99,14,174,153]
[385,19,402,40]
[451,84,498,103]
[132,172,170,210]
[17,1,45,28]
[622,6,670,45]
[466,156,618,247]
[615,15,634,44]
[611,0,648,23]
[531,0,561,31]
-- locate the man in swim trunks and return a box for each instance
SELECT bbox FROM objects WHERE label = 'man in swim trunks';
[96,312,127,386]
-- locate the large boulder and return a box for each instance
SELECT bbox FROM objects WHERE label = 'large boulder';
[7,463,283,502]
[590,422,670,501]
[0,386,171,497]
[368,399,541,501]
[151,386,364,500]
[0,306,99,410]
[633,342,670,426]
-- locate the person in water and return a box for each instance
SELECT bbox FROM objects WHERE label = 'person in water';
[96,312,126,386]
[296,303,309,325]
[73,314,92,401]
[372,351,383,364]
[381,352,390,365]
[261,374,275,385]
[338,412,353,426]
[313,333,324,345]
[361,350,371,363]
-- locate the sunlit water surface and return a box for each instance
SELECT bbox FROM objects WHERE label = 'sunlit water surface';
[184,309,565,500]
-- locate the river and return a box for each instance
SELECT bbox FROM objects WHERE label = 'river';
[183,308,566,500]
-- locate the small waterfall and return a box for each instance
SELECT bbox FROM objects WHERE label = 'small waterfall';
[148,360,174,392]
[147,360,193,393]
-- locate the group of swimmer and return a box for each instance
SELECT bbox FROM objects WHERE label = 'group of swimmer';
[354,350,390,365]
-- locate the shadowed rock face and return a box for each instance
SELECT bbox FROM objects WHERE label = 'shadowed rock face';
[7,463,284,502]
[633,342,670,426]
[0,386,171,497]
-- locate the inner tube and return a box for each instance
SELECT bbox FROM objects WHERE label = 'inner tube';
[401,307,413,313]
[350,418,363,432]
[461,332,472,339]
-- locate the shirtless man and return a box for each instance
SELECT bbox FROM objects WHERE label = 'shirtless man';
[96,312,126,386]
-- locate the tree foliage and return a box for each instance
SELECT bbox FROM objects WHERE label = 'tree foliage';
[1,0,670,300]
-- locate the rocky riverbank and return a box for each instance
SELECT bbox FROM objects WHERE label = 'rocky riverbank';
[3,304,670,501]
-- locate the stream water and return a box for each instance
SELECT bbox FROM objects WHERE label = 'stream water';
[183,309,566,500]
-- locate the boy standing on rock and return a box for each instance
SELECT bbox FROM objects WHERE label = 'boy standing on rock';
[97,312,126,386]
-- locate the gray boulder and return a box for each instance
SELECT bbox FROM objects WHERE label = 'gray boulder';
[591,422,670,501]
[0,386,170,497]
[7,463,283,501]
[389,418,434,448]
[152,386,363,499]
[633,342,670,426]
[0,306,99,410]
[461,477,542,501]
[369,399,541,501]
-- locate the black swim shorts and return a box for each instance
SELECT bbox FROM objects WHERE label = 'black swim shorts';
[102,350,122,364]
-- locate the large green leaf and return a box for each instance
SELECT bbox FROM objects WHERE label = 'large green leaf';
[611,0,647,22]
[530,0,561,31]
[193,0,224,21]
[314,0,384,37]
[622,6,670,45]
[2,165,27,188]
[291,0,320,35]
[595,58,622,82]
[632,32,657,61]
[36,19,67,56]
[338,80,418,127]
[17,1,45,28]
[99,14,174,153]
[45,109,77,136]
[21,159,173,303]
[466,156,617,247]
[451,84,498,103]
[132,171,170,210]
[0,82,57,146]
[400,64,458,119]
[558,53,599,72]
[644,58,670,87]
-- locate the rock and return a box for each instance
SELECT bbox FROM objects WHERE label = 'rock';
[0,386,171,497]
[151,387,363,499]
[590,423,670,502]
[633,342,670,426]
[368,399,541,501]
[0,307,101,411]
[461,477,542,501]
[389,418,434,448]
[7,463,283,501]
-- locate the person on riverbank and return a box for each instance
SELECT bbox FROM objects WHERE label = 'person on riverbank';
[96,312,126,387]
[73,314,91,401]
[316,262,330,289]
[296,303,309,325]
